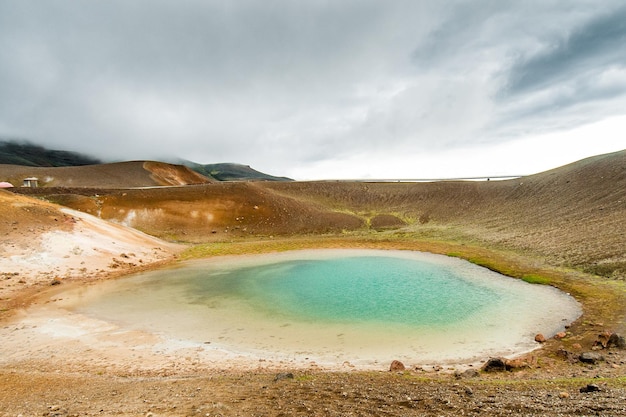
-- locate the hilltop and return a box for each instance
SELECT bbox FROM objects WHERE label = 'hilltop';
[177,160,292,181]
[0,140,101,167]
[0,140,291,182]
[0,160,213,188]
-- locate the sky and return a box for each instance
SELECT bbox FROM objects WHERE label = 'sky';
[1,1,625,180]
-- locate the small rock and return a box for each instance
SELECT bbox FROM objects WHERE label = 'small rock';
[579,352,604,364]
[556,348,579,363]
[389,360,405,372]
[505,358,529,370]
[273,372,294,382]
[595,331,612,348]
[455,369,480,379]
[482,357,507,372]
[464,386,474,396]
[535,334,546,343]
[559,391,570,399]
[554,332,567,339]
[579,383,601,393]
[608,333,626,349]
[572,343,582,350]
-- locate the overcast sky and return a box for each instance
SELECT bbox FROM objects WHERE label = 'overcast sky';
[1,1,625,179]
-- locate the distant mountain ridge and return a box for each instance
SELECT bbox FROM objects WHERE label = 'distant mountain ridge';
[0,140,101,167]
[0,140,290,181]
[178,160,292,182]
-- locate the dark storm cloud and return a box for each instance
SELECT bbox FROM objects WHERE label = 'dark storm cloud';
[505,6,626,95]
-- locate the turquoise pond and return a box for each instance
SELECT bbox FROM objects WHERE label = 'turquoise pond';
[61,250,582,366]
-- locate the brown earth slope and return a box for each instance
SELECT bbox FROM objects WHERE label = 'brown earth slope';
[0,160,212,188]
[0,190,181,312]
[260,150,626,278]
[12,150,625,279]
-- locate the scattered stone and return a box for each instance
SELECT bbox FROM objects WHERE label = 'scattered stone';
[464,386,474,396]
[534,334,546,343]
[556,349,578,363]
[579,383,601,393]
[554,332,567,339]
[579,352,604,364]
[273,372,294,382]
[389,360,406,372]
[505,358,530,370]
[559,391,570,399]
[572,343,582,350]
[608,333,626,349]
[482,357,507,372]
[43,404,69,417]
[455,369,480,379]
[50,278,61,286]
[595,331,612,348]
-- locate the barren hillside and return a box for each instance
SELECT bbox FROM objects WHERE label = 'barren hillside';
[0,190,181,311]
[8,150,626,279]
[260,150,626,278]
[0,160,212,188]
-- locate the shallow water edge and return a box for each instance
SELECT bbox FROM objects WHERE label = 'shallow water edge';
[56,249,582,369]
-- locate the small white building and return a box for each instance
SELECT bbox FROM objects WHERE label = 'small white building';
[22,177,39,188]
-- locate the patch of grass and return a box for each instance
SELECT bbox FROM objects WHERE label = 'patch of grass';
[521,274,552,285]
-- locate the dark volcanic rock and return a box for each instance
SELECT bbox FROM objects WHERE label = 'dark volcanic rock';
[608,333,626,349]
[579,352,604,364]
[482,357,507,372]
[580,383,601,393]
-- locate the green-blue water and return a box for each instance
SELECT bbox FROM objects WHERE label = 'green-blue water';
[188,256,493,326]
[62,250,582,366]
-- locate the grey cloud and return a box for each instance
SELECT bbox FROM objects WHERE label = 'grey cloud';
[505,5,626,95]
[0,1,624,177]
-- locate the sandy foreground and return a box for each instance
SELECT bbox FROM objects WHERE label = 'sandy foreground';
[1,205,626,416]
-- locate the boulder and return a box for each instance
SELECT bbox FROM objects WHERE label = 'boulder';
[481,357,507,372]
[579,352,604,364]
[594,332,625,349]
[389,360,406,372]
[454,369,479,379]
[608,333,626,349]
[579,383,601,393]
